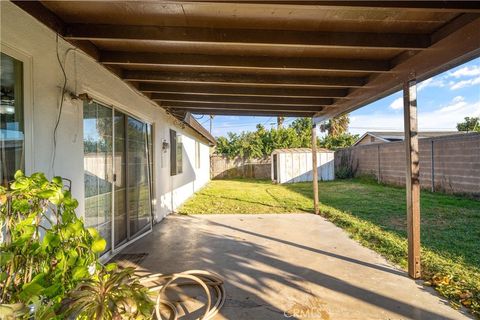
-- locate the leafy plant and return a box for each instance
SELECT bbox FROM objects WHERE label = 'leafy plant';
[62,264,153,320]
[320,133,359,151]
[0,171,106,318]
[214,118,358,159]
[320,114,350,137]
[456,116,480,132]
[335,149,358,179]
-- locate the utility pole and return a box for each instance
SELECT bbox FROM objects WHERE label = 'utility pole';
[209,115,214,134]
[277,116,284,129]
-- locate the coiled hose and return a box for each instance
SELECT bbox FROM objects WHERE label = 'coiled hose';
[139,270,226,320]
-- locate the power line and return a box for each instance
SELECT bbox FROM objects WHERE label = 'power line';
[349,126,453,130]
[211,117,297,129]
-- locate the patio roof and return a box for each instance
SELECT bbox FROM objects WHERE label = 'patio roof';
[12,1,480,121]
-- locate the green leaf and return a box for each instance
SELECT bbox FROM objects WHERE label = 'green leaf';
[37,189,56,199]
[63,193,79,209]
[20,274,47,301]
[72,266,89,280]
[20,282,45,301]
[42,232,60,249]
[43,283,61,298]
[105,263,118,272]
[52,176,63,186]
[87,227,100,239]
[10,179,28,190]
[70,219,83,233]
[49,190,64,205]
[0,251,13,266]
[91,238,106,253]
[12,199,30,213]
[14,170,24,180]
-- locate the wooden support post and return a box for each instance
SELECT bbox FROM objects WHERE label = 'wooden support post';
[312,121,319,214]
[431,140,435,192]
[403,79,421,279]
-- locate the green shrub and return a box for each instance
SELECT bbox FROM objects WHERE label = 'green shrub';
[0,171,153,319]
[62,264,153,319]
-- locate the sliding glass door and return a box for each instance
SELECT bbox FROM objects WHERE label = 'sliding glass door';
[84,102,153,255]
[113,111,128,247]
[127,117,152,236]
[83,102,113,252]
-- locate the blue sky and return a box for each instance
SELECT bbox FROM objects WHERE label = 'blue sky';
[198,57,480,138]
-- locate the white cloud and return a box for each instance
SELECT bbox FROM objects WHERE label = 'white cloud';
[418,78,445,90]
[438,96,467,113]
[389,97,403,110]
[450,76,480,90]
[449,65,480,78]
[351,96,480,135]
[417,78,433,91]
[389,78,445,110]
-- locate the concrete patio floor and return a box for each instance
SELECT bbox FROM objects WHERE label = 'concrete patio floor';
[122,214,471,320]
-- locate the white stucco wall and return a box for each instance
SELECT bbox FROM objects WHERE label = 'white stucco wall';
[1,2,211,222]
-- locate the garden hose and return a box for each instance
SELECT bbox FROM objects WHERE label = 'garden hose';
[139,270,226,320]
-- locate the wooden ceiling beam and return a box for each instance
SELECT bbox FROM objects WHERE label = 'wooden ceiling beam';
[65,24,430,50]
[124,71,365,88]
[315,15,480,121]
[150,93,333,105]
[101,51,391,73]
[139,83,349,98]
[162,101,323,112]
[181,1,480,13]
[10,1,101,60]
[170,108,315,117]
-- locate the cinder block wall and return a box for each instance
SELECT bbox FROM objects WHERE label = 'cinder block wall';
[210,155,271,179]
[335,133,480,195]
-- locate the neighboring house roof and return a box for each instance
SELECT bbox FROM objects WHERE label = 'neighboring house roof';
[272,148,333,154]
[353,131,463,146]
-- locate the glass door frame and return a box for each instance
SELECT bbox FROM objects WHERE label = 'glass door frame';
[84,98,154,257]
[111,106,154,254]
[1,43,34,177]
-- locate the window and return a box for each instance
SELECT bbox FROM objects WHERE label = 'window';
[195,141,201,169]
[170,129,183,175]
[1,53,24,186]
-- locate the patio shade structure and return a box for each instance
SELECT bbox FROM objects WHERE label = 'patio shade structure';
[12,1,480,279]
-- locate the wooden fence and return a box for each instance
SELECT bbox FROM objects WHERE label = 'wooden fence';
[210,155,271,179]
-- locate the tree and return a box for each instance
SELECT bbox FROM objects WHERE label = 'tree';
[319,133,359,151]
[321,114,350,137]
[456,117,480,132]
[214,116,358,158]
[290,118,313,146]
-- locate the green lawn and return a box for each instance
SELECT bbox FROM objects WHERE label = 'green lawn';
[178,178,480,316]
